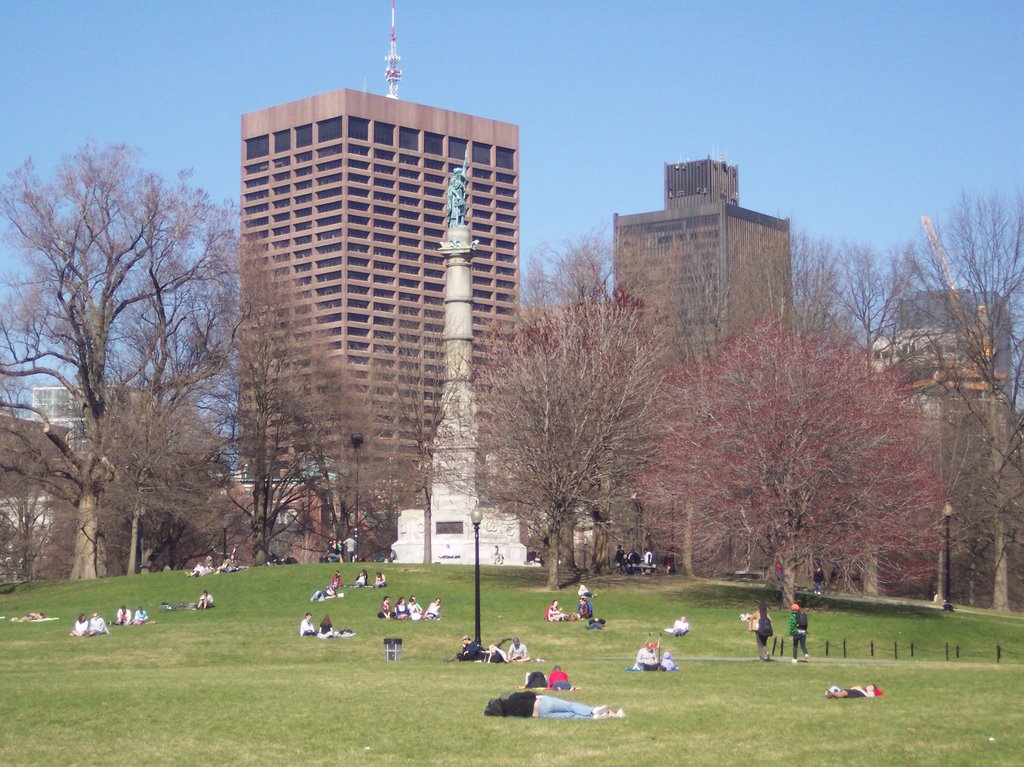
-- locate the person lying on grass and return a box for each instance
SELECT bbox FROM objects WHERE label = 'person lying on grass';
[484,691,624,719]
[547,665,582,691]
[826,684,884,699]
[11,612,46,622]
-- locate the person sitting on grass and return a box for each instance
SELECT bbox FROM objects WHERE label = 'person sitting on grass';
[354,569,369,588]
[659,650,680,671]
[631,641,660,671]
[484,691,624,719]
[665,615,690,637]
[544,600,569,622]
[408,595,424,621]
[300,613,317,637]
[317,614,340,638]
[374,571,387,589]
[133,607,149,624]
[70,613,90,636]
[377,596,392,619]
[576,596,593,620]
[508,637,530,662]
[114,606,132,626]
[424,597,442,620]
[393,596,410,620]
[826,684,884,699]
[88,612,109,635]
[188,556,215,577]
[197,591,214,609]
[456,635,486,662]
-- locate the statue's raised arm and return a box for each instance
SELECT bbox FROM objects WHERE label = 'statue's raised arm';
[445,156,470,229]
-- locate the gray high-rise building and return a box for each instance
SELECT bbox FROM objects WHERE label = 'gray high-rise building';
[614,159,790,359]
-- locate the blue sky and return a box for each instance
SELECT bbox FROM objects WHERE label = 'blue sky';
[0,1,1020,275]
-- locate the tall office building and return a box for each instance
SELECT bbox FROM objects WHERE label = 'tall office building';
[614,159,790,359]
[240,89,519,437]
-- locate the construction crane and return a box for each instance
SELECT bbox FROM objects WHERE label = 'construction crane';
[921,216,995,381]
[921,216,957,294]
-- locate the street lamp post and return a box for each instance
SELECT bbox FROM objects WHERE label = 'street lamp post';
[351,433,364,562]
[470,506,484,644]
[943,502,954,612]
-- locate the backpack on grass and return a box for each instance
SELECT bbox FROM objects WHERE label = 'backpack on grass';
[524,671,547,689]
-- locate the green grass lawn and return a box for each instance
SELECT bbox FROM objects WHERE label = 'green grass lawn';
[1,564,1022,766]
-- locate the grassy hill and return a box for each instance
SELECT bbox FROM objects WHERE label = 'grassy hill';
[1,564,1021,766]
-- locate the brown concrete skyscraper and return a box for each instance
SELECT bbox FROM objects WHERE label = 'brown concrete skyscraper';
[240,88,519,437]
[614,159,790,361]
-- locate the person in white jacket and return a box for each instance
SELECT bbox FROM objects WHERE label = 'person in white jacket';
[299,613,316,636]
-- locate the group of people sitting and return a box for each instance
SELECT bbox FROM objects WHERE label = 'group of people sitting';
[377,595,441,621]
[70,612,109,637]
[113,606,149,625]
[188,554,247,577]
[452,635,535,664]
[352,569,387,589]
[544,597,593,622]
[299,612,355,639]
[311,569,388,601]
[613,545,655,575]
[628,640,679,671]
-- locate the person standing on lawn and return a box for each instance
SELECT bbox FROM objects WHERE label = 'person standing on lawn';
[789,602,809,662]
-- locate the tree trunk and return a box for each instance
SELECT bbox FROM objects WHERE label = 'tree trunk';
[681,503,695,576]
[127,505,141,576]
[589,508,610,575]
[69,491,101,580]
[545,524,560,590]
[560,524,576,571]
[781,560,797,607]
[863,556,879,595]
[989,397,1010,611]
[992,511,1009,611]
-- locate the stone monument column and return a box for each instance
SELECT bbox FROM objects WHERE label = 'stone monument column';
[390,157,526,565]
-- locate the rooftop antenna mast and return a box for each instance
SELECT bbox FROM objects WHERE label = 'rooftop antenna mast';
[385,0,402,99]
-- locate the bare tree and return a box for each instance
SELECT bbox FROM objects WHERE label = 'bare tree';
[909,190,1024,610]
[0,144,236,579]
[102,389,230,573]
[523,230,613,308]
[475,289,665,588]
[790,229,846,341]
[0,419,73,580]
[227,260,371,564]
[838,240,913,356]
